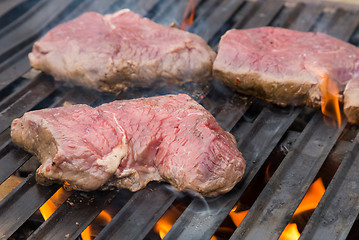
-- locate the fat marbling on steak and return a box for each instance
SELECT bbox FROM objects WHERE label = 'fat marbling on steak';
[11,94,245,197]
[213,27,359,125]
[29,9,216,93]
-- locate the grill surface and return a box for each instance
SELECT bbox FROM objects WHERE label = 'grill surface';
[1,0,359,239]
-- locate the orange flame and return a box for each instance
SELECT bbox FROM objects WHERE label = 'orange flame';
[320,74,341,127]
[39,185,112,240]
[229,178,325,240]
[280,223,301,240]
[278,178,326,240]
[180,0,197,30]
[154,204,217,240]
[293,178,325,214]
[81,210,112,240]
[153,206,180,239]
[154,218,172,239]
[229,205,249,227]
[39,187,71,221]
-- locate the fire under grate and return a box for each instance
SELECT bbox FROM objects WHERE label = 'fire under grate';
[1,0,359,239]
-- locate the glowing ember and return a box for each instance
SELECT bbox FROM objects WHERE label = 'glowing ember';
[180,0,197,30]
[320,74,342,127]
[81,210,112,240]
[39,187,71,221]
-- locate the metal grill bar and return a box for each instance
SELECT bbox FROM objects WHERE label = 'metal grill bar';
[0,0,74,61]
[152,0,188,25]
[93,86,250,240]
[0,75,56,133]
[299,135,359,240]
[1,1,359,240]
[28,190,121,240]
[95,2,269,237]
[163,1,321,238]
[1,1,214,239]
[0,0,28,18]
[286,4,322,31]
[311,7,350,34]
[326,9,359,40]
[0,174,60,239]
[242,0,284,29]
[0,129,11,151]
[0,75,50,111]
[210,94,252,132]
[190,0,245,42]
[126,0,159,16]
[164,106,301,240]
[0,48,31,90]
[0,147,31,185]
[230,113,347,240]
[0,0,117,91]
[0,86,102,184]
[230,1,260,29]
[192,0,221,23]
[95,183,176,240]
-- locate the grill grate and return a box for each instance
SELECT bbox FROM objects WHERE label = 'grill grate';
[163,105,302,240]
[28,190,122,240]
[300,134,359,240]
[231,112,347,240]
[1,0,359,240]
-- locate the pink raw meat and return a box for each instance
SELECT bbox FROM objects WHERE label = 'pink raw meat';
[11,94,245,197]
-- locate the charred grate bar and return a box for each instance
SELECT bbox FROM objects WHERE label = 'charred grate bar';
[0,146,31,185]
[95,184,177,240]
[1,0,359,240]
[300,134,359,240]
[0,174,59,239]
[163,105,302,240]
[28,190,122,240]
[0,74,56,133]
[230,112,347,240]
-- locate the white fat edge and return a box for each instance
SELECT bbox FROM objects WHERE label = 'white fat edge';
[111,8,130,17]
[116,167,159,179]
[96,144,128,174]
[175,112,205,128]
[187,112,205,116]
[105,9,131,30]
[96,113,128,174]
[107,112,162,184]
[107,20,116,30]
[111,113,127,142]
[117,168,136,178]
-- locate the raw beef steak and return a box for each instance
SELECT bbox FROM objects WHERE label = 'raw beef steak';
[29,9,216,93]
[213,27,359,124]
[11,94,245,197]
